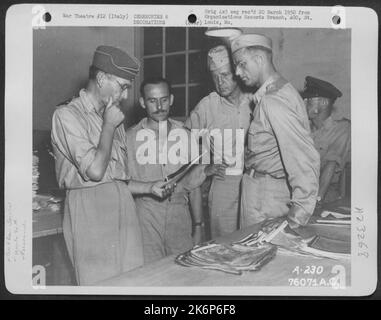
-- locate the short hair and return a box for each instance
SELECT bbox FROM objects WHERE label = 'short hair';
[140,77,172,98]
[89,65,102,80]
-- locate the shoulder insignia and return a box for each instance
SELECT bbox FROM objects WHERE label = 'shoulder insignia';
[266,77,288,95]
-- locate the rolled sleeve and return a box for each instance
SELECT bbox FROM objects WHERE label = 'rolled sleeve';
[263,97,320,225]
[185,99,208,130]
[51,107,97,181]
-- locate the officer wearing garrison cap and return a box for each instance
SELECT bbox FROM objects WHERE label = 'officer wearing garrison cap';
[302,76,351,204]
[51,46,175,285]
[231,34,320,228]
[185,45,252,238]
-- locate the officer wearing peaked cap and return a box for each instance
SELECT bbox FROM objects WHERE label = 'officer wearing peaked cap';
[302,76,342,100]
[231,34,320,229]
[51,46,175,285]
[302,76,350,204]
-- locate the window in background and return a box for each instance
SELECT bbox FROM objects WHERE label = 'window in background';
[142,27,212,119]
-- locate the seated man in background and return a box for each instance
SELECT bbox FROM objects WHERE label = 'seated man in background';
[51,46,174,285]
[185,45,252,238]
[302,76,351,204]
[126,77,205,264]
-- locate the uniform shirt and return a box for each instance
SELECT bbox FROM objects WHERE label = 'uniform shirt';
[184,91,252,175]
[311,116,351,183]
[125,117,205,197]
[51,89,130,189]
[246,74,320,225]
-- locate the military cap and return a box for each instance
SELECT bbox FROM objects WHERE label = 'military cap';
[302,76,342,100]
[92,45,140,81]
[207,45,231,71]
[231,34,272,53]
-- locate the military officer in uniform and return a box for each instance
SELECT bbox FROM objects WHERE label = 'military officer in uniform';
[185,45,252,238]
[126,77,205,264]
[51,46,174,285]
[231,34,320,228]
[302,76,351,204]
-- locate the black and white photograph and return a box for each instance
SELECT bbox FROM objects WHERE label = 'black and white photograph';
[4,4,378,296]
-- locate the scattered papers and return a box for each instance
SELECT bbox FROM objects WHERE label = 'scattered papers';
[320,210,350,220]
[315,209,351,225]
[176,242,277,275]
[175,219,287,275]
[315,219,350,225]
[33,194,63,212]
[270,227,351,260]
[32,152,40,209]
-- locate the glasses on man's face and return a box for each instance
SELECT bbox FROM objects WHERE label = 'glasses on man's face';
[115,79,132,92]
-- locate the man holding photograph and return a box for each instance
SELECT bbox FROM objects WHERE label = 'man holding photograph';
[231,34,320,229]
[126,77,205,264]
[51,46,174,285]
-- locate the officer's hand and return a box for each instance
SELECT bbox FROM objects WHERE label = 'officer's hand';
[204,164,228,180]
[150,181,176,198]
[104,97,125,129]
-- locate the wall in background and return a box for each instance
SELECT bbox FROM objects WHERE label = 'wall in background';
[33,27,351,133]
[33,27,137,131]
[241,28,351,119]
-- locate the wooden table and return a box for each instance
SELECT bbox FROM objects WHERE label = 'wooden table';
[99,222,351,287]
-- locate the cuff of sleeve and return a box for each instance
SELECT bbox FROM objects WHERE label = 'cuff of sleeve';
[287,204,312,226]
[78,148,96,181]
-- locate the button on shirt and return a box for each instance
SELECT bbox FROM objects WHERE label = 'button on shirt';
[125,118,205,196]
[311,116,351,182]
[246,75,320,225]
[184,91,252,174]
[51,89,130,189]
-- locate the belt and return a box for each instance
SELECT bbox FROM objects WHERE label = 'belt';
[244,168,285,180]
[138,192,189,204]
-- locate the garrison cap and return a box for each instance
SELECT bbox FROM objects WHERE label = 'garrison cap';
[231,34,272,53]
[92,45,140,81]
[207,45,231,71]
[302,76,342,100]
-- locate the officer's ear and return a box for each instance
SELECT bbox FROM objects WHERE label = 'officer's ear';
[96,71,107,88]
[139,97,146,109]
[255,51,267,67]
[169,94,174,107]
